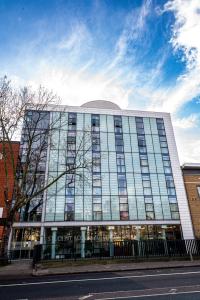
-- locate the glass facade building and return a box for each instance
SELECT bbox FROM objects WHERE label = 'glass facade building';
[10,100,194,258]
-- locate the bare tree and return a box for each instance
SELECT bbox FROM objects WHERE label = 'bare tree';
[0,76,92,254]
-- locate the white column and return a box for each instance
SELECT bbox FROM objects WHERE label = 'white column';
[51,227,57,259]
[7,227,13,256]
[135,226,141,257]
[161,225,168,256]
[108,226,114,257]
[81,227,86,258]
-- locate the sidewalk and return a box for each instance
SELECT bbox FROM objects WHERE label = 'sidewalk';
[33,259,200,276]
[0,260,33,279]
[1,259,200,278]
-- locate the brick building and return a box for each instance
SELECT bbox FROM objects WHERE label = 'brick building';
[182,164,200,239]
[0,142,20,241]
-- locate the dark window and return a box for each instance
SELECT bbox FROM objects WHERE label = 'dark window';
[120,211,129,221]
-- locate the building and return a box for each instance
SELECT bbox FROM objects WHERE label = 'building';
[10,100,194,258]
[182,163,200,239]
[0,141,20,241]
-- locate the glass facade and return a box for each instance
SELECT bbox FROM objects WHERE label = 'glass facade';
[42,111,181,222]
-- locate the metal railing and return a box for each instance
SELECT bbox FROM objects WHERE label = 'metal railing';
[32,239,200,265]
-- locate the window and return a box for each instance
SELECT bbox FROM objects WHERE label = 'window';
[146,211,155,220]
[93,164,101,172]
[138,135,146,146]
[92,144,100,152]
[161,147,169,154]
[119,197,128,204]
[117,154,125,166]
[164,167,172,174]
[91,115,100,127]
[140,159,148,166]
[145,201,154,220]
[116,145,124,153]
[168,196,177,203]
[143,181,151,188]
[163,160,171,167]
[65,203,74,212]
[197,186,200,197]
[66,187,74,196]
[158,129,166,136]
[141,166,149,174]
[167,188,176,196]
[144,187,152,196]
[144,196,153,203]
[139,146,147,154]
[93,187,101,195]
[93,196,101,203]
[119,187,127,195]
[120,211,129,221]
[142,174,150,181]
[93,211,102,220]
[117,165,126,173]
[93,203,101,211]
[93,174,101,187]
[118,174,126,188]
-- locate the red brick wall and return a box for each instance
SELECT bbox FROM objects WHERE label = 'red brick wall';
[0,142,20,240]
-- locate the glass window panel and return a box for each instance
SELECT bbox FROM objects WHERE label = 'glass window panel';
[164,167,172,174]
[93,165,101,172]
[65,203,74,211]
[139,146,147,153]
[119,187,127,195]
[93,187,102,195]
[66,187,74,196]
[145,203,154,211]
[143,181,151,188]
[171,212,180,220]
[141,166,149,173]
[142,174,150,181]
[117,165,126,173]
[140,159,148,166]
[161,147,169,154]
[158,129,166,136]
[137,128,145,134]
[160,141,168,148]
[144,187,152,195]
[144,196,153,203]
[169,196,177,203]
[146,211,155,220]
[93,196,102,203]
[119,197,128,203]
[120,203,128,211]
[93,211,102,220]
[93,203,102,211]
[120,211,129,220]
[170,203,179,212]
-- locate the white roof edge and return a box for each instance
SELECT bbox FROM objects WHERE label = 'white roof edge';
[30,103,170,117]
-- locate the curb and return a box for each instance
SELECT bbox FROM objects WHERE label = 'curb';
[32,262,200,277]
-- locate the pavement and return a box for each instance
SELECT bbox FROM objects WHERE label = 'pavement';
[1,258,200,278]
[33,258,200,276]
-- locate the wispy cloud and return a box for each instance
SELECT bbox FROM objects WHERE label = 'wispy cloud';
[148,0,200,113]
[172,114,199,129]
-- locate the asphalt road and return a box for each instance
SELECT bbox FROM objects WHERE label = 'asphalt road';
[1,266,200,299]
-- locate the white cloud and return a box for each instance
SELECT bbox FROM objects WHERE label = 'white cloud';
[57,22,92,51]
[172,114,199,129]
[108,0,152,70]
[148,0,200,113]
[21,63,130,109]
[174,126,200,164]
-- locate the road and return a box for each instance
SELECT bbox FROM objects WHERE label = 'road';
[1,266,200,299]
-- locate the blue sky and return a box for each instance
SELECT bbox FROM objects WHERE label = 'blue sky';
[0,0,200,163]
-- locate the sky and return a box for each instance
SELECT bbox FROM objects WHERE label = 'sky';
[0,0,200,164]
